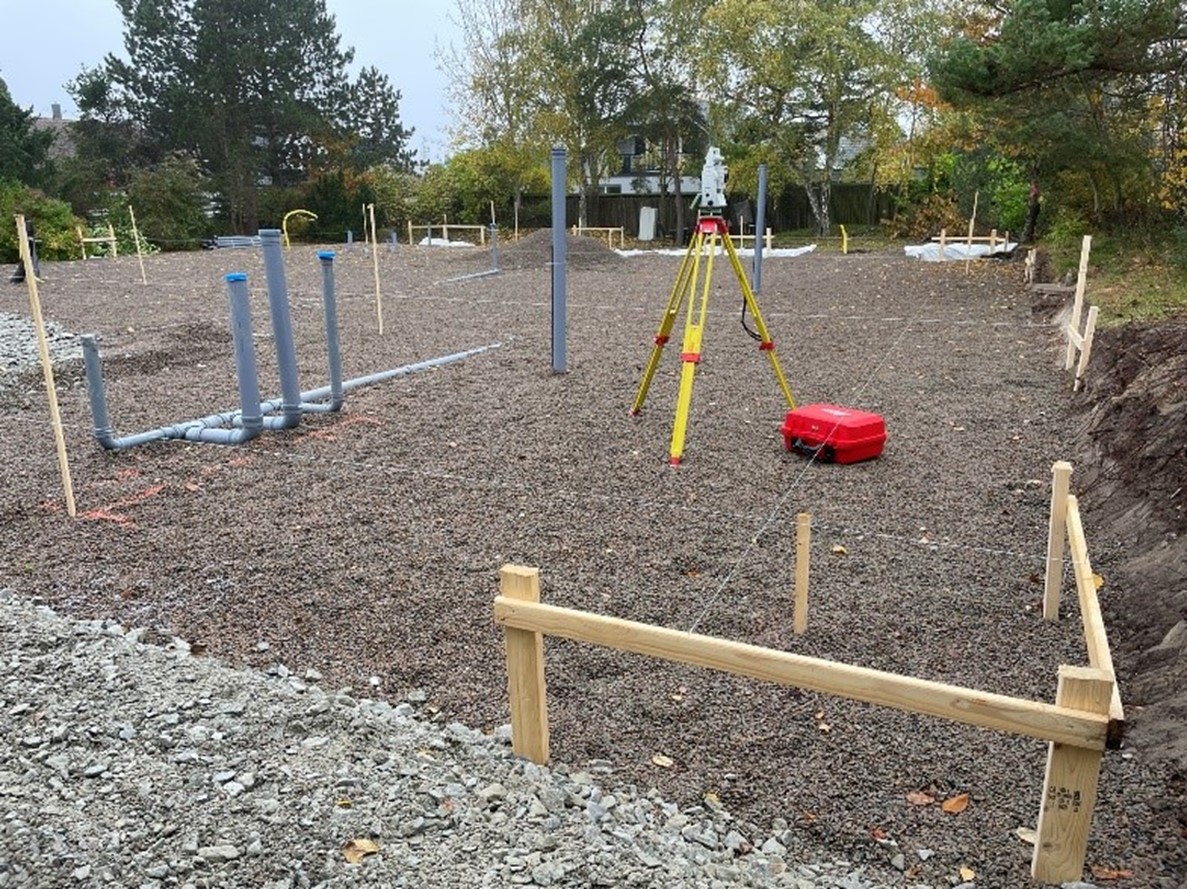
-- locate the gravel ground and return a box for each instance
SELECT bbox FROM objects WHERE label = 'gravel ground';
[1,239,1183,887]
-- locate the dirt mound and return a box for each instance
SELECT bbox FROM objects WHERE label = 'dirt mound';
[499,228,624,271]
[1074,315,1187,760]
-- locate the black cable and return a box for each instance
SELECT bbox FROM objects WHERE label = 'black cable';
[740,296,761,341]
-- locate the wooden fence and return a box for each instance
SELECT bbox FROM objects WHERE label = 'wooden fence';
[1027,236,1096,390]
[495,468,1124,883]
[77,223,118,259]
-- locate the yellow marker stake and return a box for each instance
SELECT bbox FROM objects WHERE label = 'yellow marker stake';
[15,214,76,517]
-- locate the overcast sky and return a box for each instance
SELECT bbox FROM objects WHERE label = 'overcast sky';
[0,0,462,161]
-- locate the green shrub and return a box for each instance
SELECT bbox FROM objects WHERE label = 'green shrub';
[0,179,83,262]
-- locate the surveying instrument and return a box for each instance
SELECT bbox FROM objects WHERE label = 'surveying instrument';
[630,147,796,464]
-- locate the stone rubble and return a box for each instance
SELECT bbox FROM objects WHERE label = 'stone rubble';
[0,588,892,889]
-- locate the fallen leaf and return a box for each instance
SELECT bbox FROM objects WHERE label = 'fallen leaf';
[816,721,831,733]
[942,792,970,814]
[704,790,720,806]
[869,826,888,840]
[831,544,848,555]
[799,811,817,824]
[1015,826,1037,845]
[1090,865,1135,880]
[906,790,935,806]
[670,692,685,702]
[960,866,975,881]
[687,569,701,578]
[342,838,379,864]
[1093,572,1106,591]
[651,753,675,768]
[336,798,352,808]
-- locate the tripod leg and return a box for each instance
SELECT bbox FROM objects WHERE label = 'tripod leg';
[722,233,796,410]
[632,233,700,415]
[669,231,716,464]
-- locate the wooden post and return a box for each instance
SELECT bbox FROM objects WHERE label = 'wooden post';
[499,565,549,764]
[368,204,383,337]
[108,222,118,258]
[407,220,413,247]
[964,190,979,274]
[1025,248,1036,284]
[15,215,76,518]
[764,227,772,250]
[1044,461,1073,620]
[794,513,811,635]
[76,225,86,260]
[939,228,946,261]
[1032,666,1113,882]
[840,225,849,255]
[990,228,998,251]
[1074,305,1098,392]
[1065,235,1092,370]
[443,214,449,243]
[129,206,147,285]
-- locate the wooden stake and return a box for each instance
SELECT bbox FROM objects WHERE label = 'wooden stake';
[794,512,810,634]
[964,190,979,274]
[368,204,383,336]
[840,224,849,255]
[1065,235,1092,370]
[108,222,118,258]
[407,220,414,247]
[1032,666,1113,882]
[443,213,449,244]
[490,200,496,225]
[76,225,86,260]
[129,206,147,285]
[938,228,946,261]
[15,214,76,518]
[1043,461,1073,620]
[499,565,550,764]
[1074,305,1098,392]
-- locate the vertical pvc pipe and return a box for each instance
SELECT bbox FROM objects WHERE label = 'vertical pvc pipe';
[317,251,345,410]
[225,273,263,433]
[346,230,353,249]
[490,223,499,272]
[81,335,114,442]
[259,228,302,427]
[753,163,768,294]
[550,146,568,373]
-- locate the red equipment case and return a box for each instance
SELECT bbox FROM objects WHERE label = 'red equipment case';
[780,403,887,464]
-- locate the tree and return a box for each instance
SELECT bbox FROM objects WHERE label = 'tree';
[341,66,416,172]
[930,0,1187,230]
[445,0,550,228]
[449,0,644,228]
[703,0,906,235]
[98,0,355,230]
[526,0,643,226]
[0,78,54,187]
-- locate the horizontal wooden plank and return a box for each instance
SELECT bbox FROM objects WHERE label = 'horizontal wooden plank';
[1066,496,1126,730]
[494,597,1109,750]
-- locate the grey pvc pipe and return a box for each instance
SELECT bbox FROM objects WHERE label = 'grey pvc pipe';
[259,229,302,429]
[182,274,263,444]
[490,223,500,272]
[300,250,344,413]
[753,163,768,294]
[82,272,265,449]
[550,146,567,373]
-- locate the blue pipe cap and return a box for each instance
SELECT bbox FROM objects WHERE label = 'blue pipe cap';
[226,272,248,282]
[317,251,336,261]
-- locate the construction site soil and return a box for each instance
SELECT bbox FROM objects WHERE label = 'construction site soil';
[2,237,1184,887]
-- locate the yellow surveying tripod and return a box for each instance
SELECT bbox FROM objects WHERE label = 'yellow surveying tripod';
[630,213,796,465]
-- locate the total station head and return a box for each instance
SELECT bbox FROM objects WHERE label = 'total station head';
[699,146,728,215]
